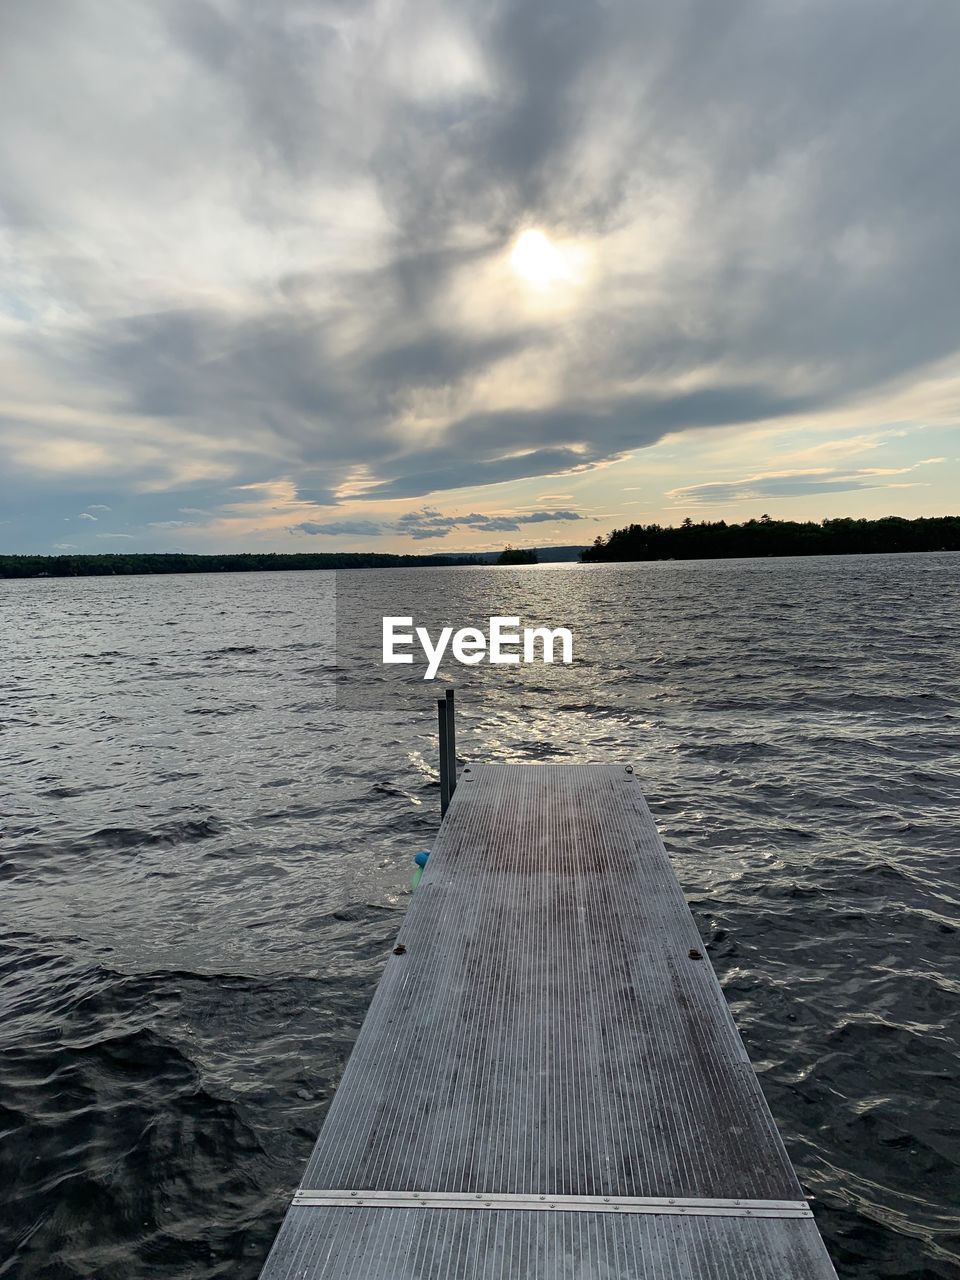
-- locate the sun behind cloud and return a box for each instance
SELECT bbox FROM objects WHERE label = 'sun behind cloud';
[509,229,571,288]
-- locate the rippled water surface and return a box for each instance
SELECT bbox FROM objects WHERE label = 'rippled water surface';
[1,556,958,1278]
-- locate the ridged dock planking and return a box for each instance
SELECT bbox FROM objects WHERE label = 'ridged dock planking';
[259,762,838,1279]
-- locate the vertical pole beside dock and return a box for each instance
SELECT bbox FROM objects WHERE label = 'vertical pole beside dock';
[438,696,450,816]
[445,687,457,802]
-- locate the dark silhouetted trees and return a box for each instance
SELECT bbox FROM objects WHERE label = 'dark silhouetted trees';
[581,515,960,562]
[496,546,539,565]
[0,551,481,579]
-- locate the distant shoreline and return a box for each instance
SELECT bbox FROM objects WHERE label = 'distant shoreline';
[1,517,958,579]
[0,551,484,579]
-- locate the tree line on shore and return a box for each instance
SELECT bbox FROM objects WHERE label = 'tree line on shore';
[581,514,960,562]
[0,550,480,578]
[2,515,958,578]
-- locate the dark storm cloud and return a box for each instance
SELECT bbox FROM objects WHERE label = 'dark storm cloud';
[365,328,541,388]
[293,519,385,537]
[361,385,816,499]
[292,508,583,539]
[2,0,959,526]
[397,507,583,538]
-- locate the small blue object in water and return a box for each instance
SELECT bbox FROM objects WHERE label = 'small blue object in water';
[414,850,430,867]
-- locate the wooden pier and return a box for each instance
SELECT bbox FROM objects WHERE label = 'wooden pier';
[259,762,838,1278]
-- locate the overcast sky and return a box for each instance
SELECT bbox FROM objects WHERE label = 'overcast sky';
[2,0,958,554]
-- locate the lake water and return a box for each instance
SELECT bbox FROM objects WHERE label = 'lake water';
[1,554,958,1278]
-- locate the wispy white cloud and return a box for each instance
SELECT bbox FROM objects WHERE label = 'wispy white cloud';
[667,458,944,505]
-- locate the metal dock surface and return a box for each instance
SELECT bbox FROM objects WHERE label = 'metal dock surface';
[259,763,837,1278]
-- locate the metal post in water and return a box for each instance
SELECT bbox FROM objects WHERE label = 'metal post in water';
[438,695,451,817]
[445,687,457,799]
